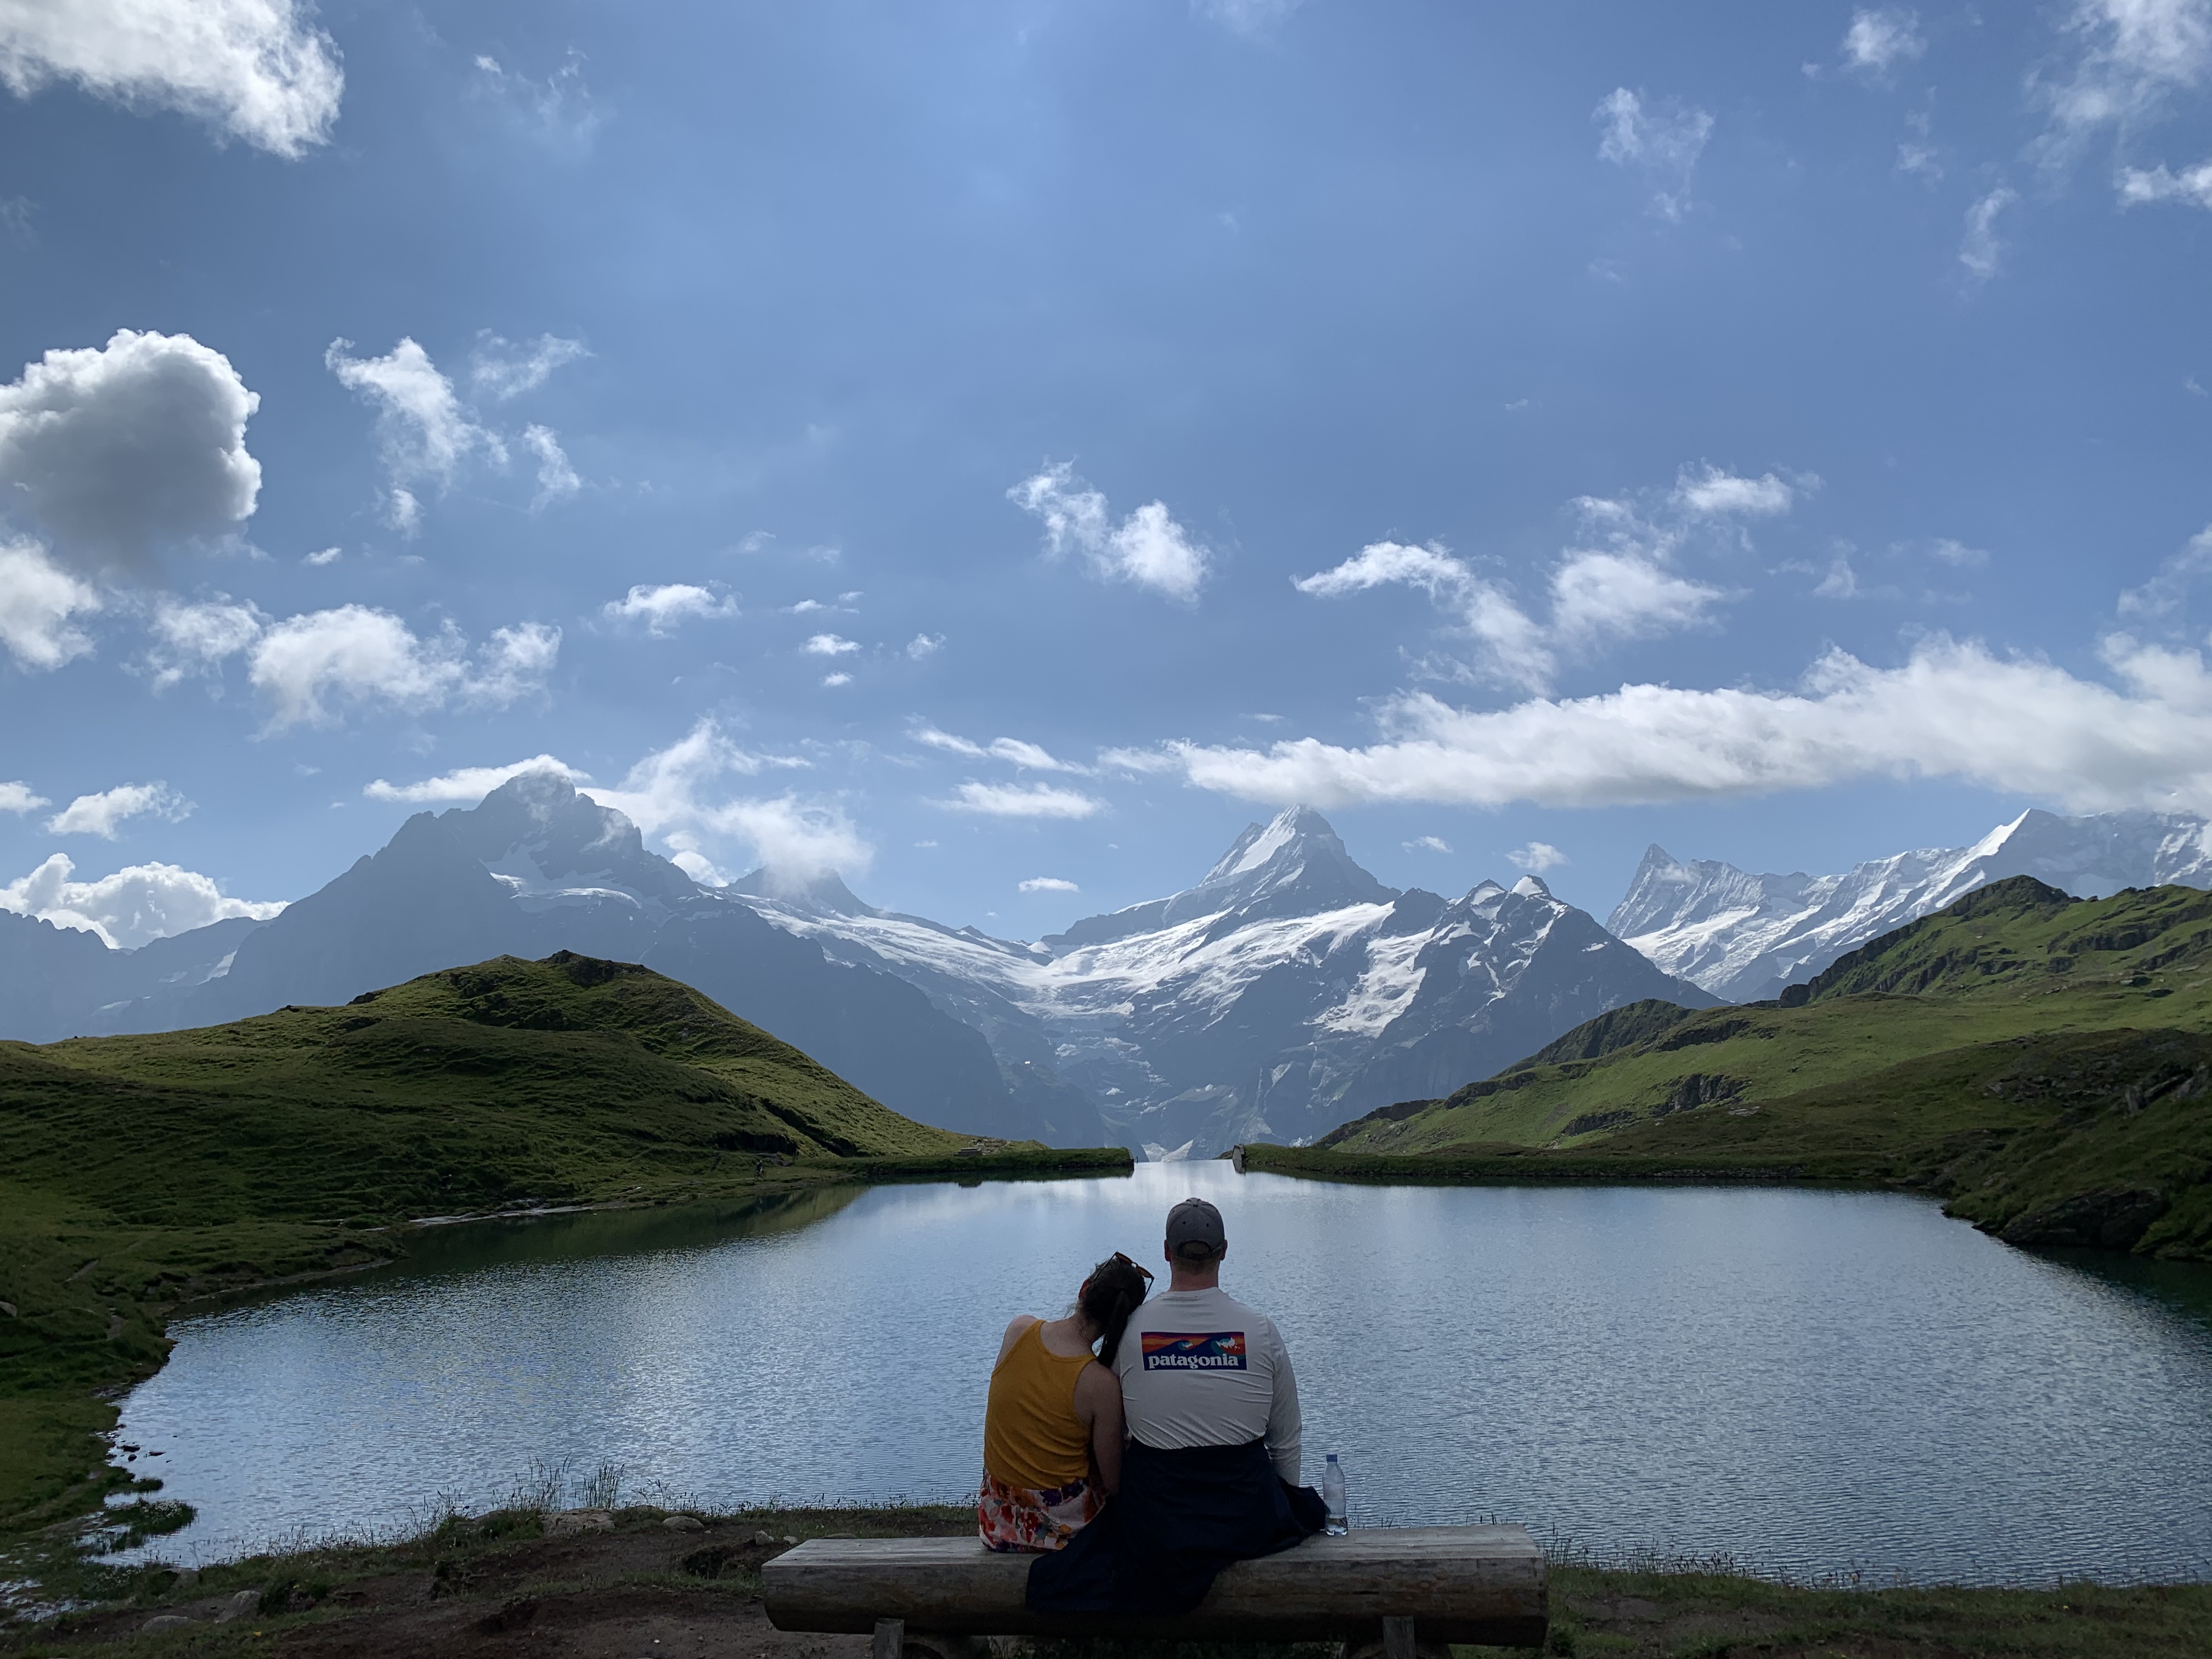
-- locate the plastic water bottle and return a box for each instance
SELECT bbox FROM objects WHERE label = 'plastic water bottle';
[1321,1453,1348,1536]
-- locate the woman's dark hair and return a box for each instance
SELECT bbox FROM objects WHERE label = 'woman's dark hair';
[1079,1252,1153,1368]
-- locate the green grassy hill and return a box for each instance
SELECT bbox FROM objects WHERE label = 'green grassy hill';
[1305,877,2212,1259]
[0,951,1052,1537]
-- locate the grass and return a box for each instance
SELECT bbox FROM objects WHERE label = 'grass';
[4,1500,2206,1658]
[0,951,1133,1548]
[1304,879,2212,1259]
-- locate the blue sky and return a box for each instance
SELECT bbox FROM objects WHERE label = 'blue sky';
[7,0,2212,947]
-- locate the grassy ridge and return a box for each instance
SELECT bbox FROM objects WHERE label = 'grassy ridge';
[0,952,1131,1542]
[1310,879,2212,1258]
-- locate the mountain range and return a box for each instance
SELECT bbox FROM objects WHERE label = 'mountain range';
[1609,808,2212,1003]
[0,778,1710,1156]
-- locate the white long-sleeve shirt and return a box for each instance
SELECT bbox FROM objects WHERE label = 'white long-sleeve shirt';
[1111,1285,1304,1483]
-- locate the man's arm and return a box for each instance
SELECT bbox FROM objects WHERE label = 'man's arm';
[1261,1319,1303,1483]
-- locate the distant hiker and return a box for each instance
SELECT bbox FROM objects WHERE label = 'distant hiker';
[978,1252,1153,1553]
[1028,1196,1325,1616]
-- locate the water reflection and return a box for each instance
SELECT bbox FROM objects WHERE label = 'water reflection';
[116,1165,2212,1584]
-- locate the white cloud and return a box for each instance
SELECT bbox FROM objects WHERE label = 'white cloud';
[45,780,189,838]
[0,330,261,569]
[0,538,101,669]
[364,755,585,804]
[906,632,944,659]
[146,594,266,688]
[1019,875,1080,893]
[0,780,48,813]
[573,718,853,888]
[1194,0,1302,36]
[325,337,503,533]
[2119,157,2212,205]
[1403,835,1452,854]
[1161,633,2212,816]
[1505,840,1570,873]
[1931,537,1990,567]
[0,0,341,157]
[1671,465,1795,516]
[821,672,851,687]
[1842,9,1926,74]
[303,545,340,566]
[940,781,1103,818]
[1593,88,1713,221]
[1959,187,2016,280]
[912,726,1091,773]
[2040,0,2212,153]
[804,632,859,655]
[470,332,586,402]
[1549,550,1723,643]
[0,851,285,948]
[471,51,598,152]
[245,605,557,730]
[523,424,579,510]
[1008,462,1211,601]
[603,583,737,634]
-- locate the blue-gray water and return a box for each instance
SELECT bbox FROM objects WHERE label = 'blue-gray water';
[114,1165,2212,1583]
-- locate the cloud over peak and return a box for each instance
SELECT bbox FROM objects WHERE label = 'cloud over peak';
[1,851,285,949]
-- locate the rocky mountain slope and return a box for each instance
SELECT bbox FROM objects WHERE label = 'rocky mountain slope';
[0,781,1709,1156]
[1611,808,2212,1002]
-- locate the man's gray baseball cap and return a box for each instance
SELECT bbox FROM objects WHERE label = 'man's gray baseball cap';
[1165,1197,1226,1258]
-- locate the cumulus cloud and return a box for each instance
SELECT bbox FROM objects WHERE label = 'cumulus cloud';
[0,0,342,157]
[0,780,49,813]
[1593,88,1713,220]
[1,851,285,948]
[45,781,190,838]
[571,718,861,888]
[146,594,266,688]
[1019,876,1080,893]
[1671,465,1795,516]
[0,538,101,669]
[940,781,1103,818]
[2119,157,2212,205]
[906,633,944,659]
[1154,634,2212,817]
[913,726,1091,774]
[1842,8,1926,74]
[325,337,503,533]
[1295,529,1727,696]
[471,332,586,402]
[2039,0,2212,153]
[804,632,859,655]
[1403,835,1451,853]
[0,330,261,571]
[821,672,851,687]
[1959,187,2016,280]
[523,424,579,510]
[603,582,737,634]
[245,605,557,730]
[1008,462,1211,601]
[364,755,585,803]
[1505,840,1570,873]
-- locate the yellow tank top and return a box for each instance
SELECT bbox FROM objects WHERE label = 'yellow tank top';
[983,1321,1095,1490]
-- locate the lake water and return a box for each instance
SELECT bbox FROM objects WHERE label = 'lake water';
[113,1164,2212,1584]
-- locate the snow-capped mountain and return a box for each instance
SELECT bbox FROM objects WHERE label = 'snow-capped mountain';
[2,779,1709,1156]
[1611,807,2212,1003]
[732,805,1714,1154]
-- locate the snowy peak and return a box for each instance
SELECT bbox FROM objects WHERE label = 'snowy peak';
[1613,806,2212,1003]
[1202,805,1343,883]
[727,867,878,917]
[443,773,695,907]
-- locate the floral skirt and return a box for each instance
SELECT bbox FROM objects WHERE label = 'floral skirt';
[977,1467,1103,1553]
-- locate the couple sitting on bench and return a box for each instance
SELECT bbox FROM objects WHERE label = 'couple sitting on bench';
[980,1197,1328,1616]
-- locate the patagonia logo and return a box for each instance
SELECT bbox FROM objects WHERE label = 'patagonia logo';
[1141,1330,1248,1372]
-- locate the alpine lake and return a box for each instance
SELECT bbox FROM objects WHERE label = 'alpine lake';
[110,1162,2212,1585]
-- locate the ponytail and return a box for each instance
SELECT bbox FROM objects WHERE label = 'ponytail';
[1079,1254,1152,1368]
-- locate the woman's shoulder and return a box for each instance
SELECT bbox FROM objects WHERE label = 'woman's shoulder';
[993,1313,1041,1365]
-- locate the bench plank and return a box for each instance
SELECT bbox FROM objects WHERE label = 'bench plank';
[764,1526,1548,1646]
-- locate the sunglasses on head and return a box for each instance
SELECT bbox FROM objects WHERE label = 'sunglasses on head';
[1111,1250,1156,1282]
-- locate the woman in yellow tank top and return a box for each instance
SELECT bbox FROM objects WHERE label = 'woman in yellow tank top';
[978,1252,1152,1553]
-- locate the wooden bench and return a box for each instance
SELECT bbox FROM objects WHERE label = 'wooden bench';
[764,1525,1549,1655]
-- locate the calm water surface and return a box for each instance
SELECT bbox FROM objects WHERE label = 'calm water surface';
[115,1165,2212,1583]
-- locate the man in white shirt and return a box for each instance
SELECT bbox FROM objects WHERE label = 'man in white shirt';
[1115,1197,1304,1483]
[1028,1197,1324,1617]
